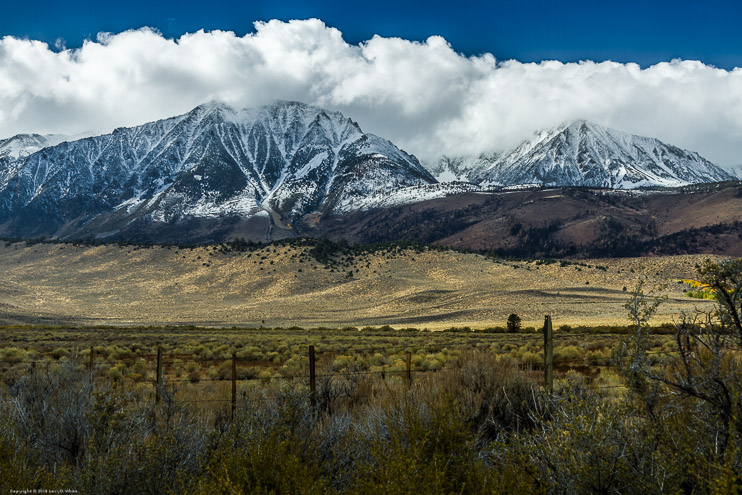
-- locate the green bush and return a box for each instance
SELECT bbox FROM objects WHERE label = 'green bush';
[519,351,542,366]
[554,345,582,363]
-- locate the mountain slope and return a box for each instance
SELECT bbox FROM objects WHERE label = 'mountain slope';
[474,121,733,188]
[0,101,435,240]
[306,183,742,258]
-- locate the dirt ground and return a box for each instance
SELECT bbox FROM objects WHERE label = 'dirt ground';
[0,241,725,329]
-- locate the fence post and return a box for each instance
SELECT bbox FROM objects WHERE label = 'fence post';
[231,353,237,419]
[405,351,412,390]
[155,347,163,403]
[89,345,94,373]
[543,315,553,393]
[309,345,316,411]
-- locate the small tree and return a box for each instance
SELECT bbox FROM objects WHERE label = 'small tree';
[506,314,521,333]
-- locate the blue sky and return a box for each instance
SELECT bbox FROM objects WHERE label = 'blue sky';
[3,0,741,69]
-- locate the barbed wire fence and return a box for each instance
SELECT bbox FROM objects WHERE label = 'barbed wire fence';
[1,315,739,417]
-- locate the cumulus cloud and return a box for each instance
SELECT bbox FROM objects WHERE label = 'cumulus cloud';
[1,19,741,165]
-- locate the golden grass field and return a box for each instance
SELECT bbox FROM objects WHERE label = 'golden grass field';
[0,240,725,329]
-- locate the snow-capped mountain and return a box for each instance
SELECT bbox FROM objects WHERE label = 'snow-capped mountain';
[428,153,497,183]
[722,165,742,180]
[471,121,734,188]
[0,106,736,243]
[0,133,94,162]
[0,134,53,162]
[0,101,434,240]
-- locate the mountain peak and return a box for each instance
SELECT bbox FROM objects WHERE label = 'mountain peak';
[188,101,239,121]
[568,119,596,128]
[192,99,324,114]
[185,100,363,136]
[266,99,312,110]
[1,133,62,160]
[548,120,617,140]
[0,100,434,241]
[475,121,733,188]
[194,100,232,110]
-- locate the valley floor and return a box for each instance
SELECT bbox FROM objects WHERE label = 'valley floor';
[0,241,722,328]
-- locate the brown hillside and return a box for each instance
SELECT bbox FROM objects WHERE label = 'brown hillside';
[0,241,725,328]
[306,184,742,258]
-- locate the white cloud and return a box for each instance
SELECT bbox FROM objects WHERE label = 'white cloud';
[1,19,741,165]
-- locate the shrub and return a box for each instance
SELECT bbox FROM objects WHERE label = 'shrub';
[108,363,126,381]
[584,350,609,366]
[51,347,70,359]
[519,351,542,366]
[554,345,582,363]
[1,347,25,364]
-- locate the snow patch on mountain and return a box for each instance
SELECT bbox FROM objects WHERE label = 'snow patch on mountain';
[295,152,329,179]
[182,189,263,219]
[335,182,486,212]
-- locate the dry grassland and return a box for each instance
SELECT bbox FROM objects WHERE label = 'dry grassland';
[0,241,723,328]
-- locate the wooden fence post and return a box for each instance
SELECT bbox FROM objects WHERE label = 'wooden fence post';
[543,315,553,393]
[89,345,94,373]
[231,353,237,419]
[309,345,316,411]
[405,351,412,390]
[155,347,163,403]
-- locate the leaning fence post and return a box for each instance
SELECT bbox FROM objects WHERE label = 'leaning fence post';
[405,351,412,390]
[89,345,94,373]
[543,315,553,393]
[231,353,237,419]
[309,345,317,411]
[155,347,163,403]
